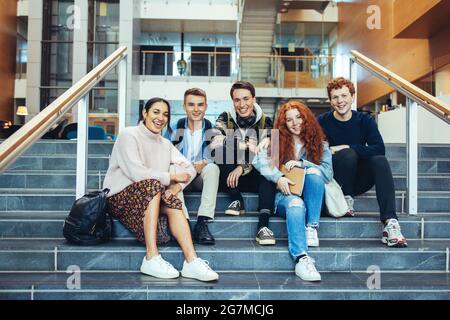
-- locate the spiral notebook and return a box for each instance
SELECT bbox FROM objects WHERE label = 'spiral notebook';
[280,165,306,196]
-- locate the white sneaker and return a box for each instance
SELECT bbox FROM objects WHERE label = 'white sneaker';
[344,195,355,217]
[382,219,408,247]
[181,257,219,282]
[295,256,321,282]
[306,226,319,247]
[140,255,179,279]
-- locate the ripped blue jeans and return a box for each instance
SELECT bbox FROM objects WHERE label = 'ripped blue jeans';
[274,172,325,259]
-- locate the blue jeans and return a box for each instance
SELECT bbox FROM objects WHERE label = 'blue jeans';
[274,173,325,259]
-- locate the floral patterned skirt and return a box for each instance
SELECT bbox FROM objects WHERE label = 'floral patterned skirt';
[107,179,183,244]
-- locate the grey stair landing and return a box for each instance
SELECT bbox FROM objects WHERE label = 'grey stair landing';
[1,272,449,300]
[1,212,450,240]
[0,141,450,300]
[0,239,448,273]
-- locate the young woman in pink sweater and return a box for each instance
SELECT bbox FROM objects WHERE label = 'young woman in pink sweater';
[103,98,218,282]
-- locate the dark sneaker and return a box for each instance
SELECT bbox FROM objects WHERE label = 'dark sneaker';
[225,200,245,216]
[382,219,408,247]
[256,226,276,245]
[193,221,215,245]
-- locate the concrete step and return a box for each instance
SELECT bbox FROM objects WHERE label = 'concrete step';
[0,239,448,272]
[4,141,447,158]
[0,191,449,212]
[7,155,110,171]
[240,47,272,54]
[1,272,449,300]
[1,172,449,191]
[1,211,450,240]
[240,34,275,43]
[239,29,276,37]
[7,156,449,175]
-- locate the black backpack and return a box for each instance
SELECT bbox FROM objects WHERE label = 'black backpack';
[63,188,113,245]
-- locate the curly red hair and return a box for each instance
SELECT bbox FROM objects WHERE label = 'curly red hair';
[273,100,325,166]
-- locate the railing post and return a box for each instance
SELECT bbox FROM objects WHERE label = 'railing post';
[76,95,89,199]
[207,53,212,77]
[118,55,127,133]
[350,58,357,110]
[213,53,216,77]
[142,52,146,75]
[406,98,418,215]
[164,52,168,76]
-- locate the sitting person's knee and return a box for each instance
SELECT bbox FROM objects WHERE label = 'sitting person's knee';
[306,167,321,176]
[287,196,305,208]
[369,155,390,169]
[204,163,220,175]
[333,148,358,168]
[339,148,358,160]
[142,179,163,192]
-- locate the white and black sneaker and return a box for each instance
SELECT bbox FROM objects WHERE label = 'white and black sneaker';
[256,226,276,245]
[382,219,408,247]
[344,195,355,217]
[225,200,245,216]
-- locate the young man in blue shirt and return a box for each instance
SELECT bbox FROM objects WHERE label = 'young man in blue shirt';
[318,77,407,247]
[168,88,219,245]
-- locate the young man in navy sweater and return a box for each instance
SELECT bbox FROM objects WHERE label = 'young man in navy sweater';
[318,77,407,247]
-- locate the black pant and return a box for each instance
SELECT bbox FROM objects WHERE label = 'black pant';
[218,163,276,213]
[332,148,397,221]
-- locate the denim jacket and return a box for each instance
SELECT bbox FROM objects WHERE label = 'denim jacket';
[252,141,333,184]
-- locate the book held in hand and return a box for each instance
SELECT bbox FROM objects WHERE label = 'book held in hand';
[280,165,306,196]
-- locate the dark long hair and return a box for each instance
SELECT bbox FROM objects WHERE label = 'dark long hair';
[139,97,172,136]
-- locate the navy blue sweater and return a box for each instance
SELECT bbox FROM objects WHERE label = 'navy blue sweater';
[317,111,385,159]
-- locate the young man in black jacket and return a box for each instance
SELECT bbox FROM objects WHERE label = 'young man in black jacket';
[318,77,407,247]
[210,81,276,245]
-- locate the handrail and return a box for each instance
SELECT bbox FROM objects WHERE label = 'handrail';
[349,50,449,216]
[141,50,233,55]
[241,53,334,59]
[141,50,334,60]
[351,50,450,123]
[0,46,127,174]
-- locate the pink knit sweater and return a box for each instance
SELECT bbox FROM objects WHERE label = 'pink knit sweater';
[103,122,196,197]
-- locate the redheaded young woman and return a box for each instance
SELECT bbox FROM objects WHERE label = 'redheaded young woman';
[253,100,332,281]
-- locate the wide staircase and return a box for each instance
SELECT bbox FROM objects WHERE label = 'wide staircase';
[0,140,449,300]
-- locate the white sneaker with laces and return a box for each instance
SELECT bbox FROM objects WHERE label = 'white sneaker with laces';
[295,256,321,281]
[344,195,355,217]
[382,218,408,247]
[306,226,319,247]
[140,255,179,279]
[181,257,219,282]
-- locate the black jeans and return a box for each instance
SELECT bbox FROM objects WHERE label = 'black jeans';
[332,148,397,221]
[218,163,276,213]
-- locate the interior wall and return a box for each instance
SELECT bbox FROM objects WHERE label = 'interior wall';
[336,0,450,107]
[0,0,18,123]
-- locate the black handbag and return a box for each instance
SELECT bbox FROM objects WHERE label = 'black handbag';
[63,188,113,245]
